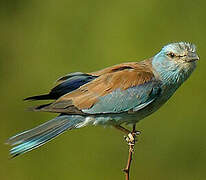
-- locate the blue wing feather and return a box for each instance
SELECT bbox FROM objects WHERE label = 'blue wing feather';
[51,74,97,98]
[82,81,161,114]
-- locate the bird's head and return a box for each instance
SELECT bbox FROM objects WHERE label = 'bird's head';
[152,42,199,82]
[161,42,199,63]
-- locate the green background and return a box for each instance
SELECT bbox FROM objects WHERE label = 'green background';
[1,0,206,179]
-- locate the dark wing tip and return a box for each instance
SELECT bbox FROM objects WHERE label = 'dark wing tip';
[24,94,55,101]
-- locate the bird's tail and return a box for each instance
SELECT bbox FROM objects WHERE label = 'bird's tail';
[6,115,85,158]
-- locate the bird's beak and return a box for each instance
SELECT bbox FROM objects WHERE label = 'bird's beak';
[186,53,199,62]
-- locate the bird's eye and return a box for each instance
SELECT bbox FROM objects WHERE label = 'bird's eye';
[168,52,175,58]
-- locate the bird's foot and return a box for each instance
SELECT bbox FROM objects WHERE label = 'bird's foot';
[124,131,140,146]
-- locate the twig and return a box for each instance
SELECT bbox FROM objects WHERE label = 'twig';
[123,124,137,180]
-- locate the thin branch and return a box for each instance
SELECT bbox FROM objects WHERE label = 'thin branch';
[123,124,137,180]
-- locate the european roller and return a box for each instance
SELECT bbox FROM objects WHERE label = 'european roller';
[7,42,199,157]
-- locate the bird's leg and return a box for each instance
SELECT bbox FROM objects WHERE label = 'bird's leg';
[113,125,140,146]
[113,125,131,135]
[125,130,141,146]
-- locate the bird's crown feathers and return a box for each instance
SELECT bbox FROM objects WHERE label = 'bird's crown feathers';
[162,42,196,55]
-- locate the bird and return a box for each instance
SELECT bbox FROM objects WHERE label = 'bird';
[6,42,199,157]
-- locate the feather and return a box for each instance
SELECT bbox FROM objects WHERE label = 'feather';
[24,73,98,101]
[6,115,85,157]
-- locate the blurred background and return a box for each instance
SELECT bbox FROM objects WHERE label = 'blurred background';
[0,0,206,179]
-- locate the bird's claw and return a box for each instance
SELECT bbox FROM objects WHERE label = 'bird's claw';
[124,131,141,146]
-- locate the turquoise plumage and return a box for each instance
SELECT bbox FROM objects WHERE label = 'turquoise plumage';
[6,42,199,157]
